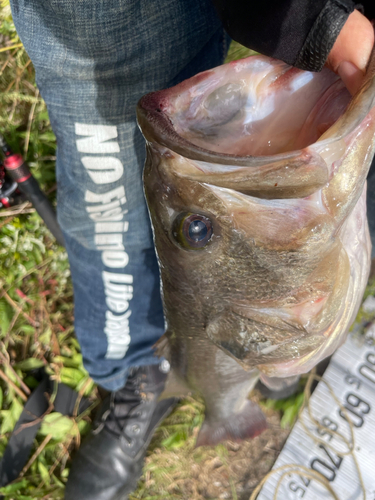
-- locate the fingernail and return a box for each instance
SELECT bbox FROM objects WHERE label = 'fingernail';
[338,61,364,95]
[338,61,362,79]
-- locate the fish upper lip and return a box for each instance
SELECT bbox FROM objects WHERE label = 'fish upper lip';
[137,91,304,167]
[137,53,369,166]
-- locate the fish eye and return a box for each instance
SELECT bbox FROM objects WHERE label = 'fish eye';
[172,213,213,249]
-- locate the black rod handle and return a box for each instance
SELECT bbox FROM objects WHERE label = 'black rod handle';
[4,153,65,247]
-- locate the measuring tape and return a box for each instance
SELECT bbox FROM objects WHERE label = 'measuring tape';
[256,320,375,499]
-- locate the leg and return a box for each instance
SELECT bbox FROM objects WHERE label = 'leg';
[10,1,229,498]
[10,0,229,390]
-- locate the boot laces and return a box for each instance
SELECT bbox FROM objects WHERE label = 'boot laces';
[101,370,144,443]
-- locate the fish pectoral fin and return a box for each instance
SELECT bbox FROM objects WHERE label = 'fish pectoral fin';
[195,400,267,447]
[154,334,191,399]
[159,368,191,400]
[154,333,170,359]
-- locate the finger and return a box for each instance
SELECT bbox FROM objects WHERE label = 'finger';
[325,9,374,95]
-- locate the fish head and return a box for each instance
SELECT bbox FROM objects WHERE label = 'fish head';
[138,54,375,379]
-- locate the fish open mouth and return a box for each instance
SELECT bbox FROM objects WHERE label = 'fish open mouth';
[138,56,352,160]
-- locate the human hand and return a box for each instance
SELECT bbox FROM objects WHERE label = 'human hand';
[326,9,374,95]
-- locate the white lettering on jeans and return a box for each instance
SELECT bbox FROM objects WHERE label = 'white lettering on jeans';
[81,157,124,184]
[76,123,133,360]
[75,123,120,154]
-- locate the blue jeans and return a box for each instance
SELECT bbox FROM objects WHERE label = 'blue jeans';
[10,0,230,390]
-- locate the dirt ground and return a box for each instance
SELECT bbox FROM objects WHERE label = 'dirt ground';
[131,396,289,500]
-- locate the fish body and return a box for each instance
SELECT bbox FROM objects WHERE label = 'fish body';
[137,54,375,445]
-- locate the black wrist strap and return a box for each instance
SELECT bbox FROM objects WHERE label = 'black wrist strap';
[0,370,91,492]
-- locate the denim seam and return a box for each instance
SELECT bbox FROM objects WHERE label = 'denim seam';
[92,368,129,386]
[92,356,162,385]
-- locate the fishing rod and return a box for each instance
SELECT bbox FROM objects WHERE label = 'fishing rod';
[0,133,65,246]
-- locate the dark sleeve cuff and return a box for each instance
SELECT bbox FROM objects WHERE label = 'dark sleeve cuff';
[295,0,355,71]
[212,0,356,71]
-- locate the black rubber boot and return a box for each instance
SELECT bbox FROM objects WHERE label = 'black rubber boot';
[64,362,177,500]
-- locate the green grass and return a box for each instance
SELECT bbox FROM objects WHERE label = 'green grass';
[1,3,374,499]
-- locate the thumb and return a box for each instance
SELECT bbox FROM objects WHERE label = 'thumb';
[325,9,374,95]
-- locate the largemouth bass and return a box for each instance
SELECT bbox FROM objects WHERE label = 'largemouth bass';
[137,53,375,446]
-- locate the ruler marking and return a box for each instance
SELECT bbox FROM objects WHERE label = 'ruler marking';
[256,331,375,500]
